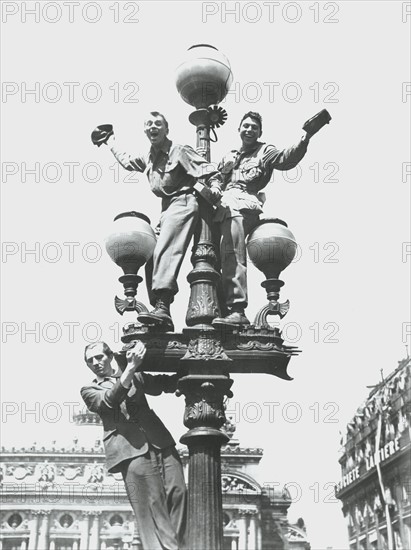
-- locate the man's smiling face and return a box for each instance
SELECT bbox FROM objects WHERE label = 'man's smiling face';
[144,113,168,149]
[239,116,261,149]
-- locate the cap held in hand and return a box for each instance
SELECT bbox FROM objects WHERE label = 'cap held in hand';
[302,109,331,136]
[91,124,114,147]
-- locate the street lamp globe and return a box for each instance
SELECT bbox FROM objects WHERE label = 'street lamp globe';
[105,211,156,277]
[247,218,298,280]
[175,44,233,109]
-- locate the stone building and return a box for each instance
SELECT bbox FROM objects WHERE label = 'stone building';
[0,415,310,550]
[336,357,411,549]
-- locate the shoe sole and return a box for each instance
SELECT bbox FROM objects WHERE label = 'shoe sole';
[138,313,164,325]
[212,319,250,329]
[138,313,174,331]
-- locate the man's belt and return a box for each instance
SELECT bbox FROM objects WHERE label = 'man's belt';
[225,182,247,191]
[161,188,194,200]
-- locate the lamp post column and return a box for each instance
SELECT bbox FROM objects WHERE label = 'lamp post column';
[177,354,233,549]
[175,44,234,550]
[185,109,221,327]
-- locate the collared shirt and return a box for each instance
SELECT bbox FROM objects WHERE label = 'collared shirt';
[111,137,221,198]
[216,138,309,218]
[92,371,119,385]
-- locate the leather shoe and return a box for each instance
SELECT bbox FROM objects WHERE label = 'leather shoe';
[138,299,174,331]
[212,311,250,328]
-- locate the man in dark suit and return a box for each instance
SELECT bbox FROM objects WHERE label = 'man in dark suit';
[81,340,186,550]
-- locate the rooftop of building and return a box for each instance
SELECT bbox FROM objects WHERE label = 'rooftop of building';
[340,356,410,448]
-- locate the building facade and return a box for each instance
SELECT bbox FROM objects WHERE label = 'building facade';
[0,416,310,550]
[336,357,411,550]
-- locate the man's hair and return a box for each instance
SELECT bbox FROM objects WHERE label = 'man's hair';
[147,111,169,131]
[239,111,263,134]
[84,341,113,362]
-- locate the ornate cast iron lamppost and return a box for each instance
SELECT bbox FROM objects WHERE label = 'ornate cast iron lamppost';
[174,44,235,550]
[105,45,301,550]
[175,44,232,328]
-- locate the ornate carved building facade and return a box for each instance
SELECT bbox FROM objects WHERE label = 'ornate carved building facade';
[336,357,411,550]
[0,416,310,550]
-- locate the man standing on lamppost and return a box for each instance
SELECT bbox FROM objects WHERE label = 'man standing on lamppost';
[92,112,222,331]
[212,110,314,329]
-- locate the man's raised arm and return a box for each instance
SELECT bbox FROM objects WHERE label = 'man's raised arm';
[263,133,310,172]
[80,381,129,414]
[120,340,147,388]
[107,134,147,172]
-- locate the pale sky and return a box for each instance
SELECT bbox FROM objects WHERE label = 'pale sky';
[1,2,410,548]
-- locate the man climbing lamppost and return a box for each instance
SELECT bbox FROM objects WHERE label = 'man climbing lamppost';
[81,340,187,550]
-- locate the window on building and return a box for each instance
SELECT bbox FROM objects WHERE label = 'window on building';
[3,541,23,550]
[7,514,23,529]
[109,515,124,527]
[392,417,399,437]
[359,443,366,464]
[380,531,388,550]
[403,484,410,504]
[223,513,230,527]
[59,514,73,529]
[56,541,74,550]
[223,537,237,550]
[394,529,404,549]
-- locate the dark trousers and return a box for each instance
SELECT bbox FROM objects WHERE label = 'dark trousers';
[121,446,187,550]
